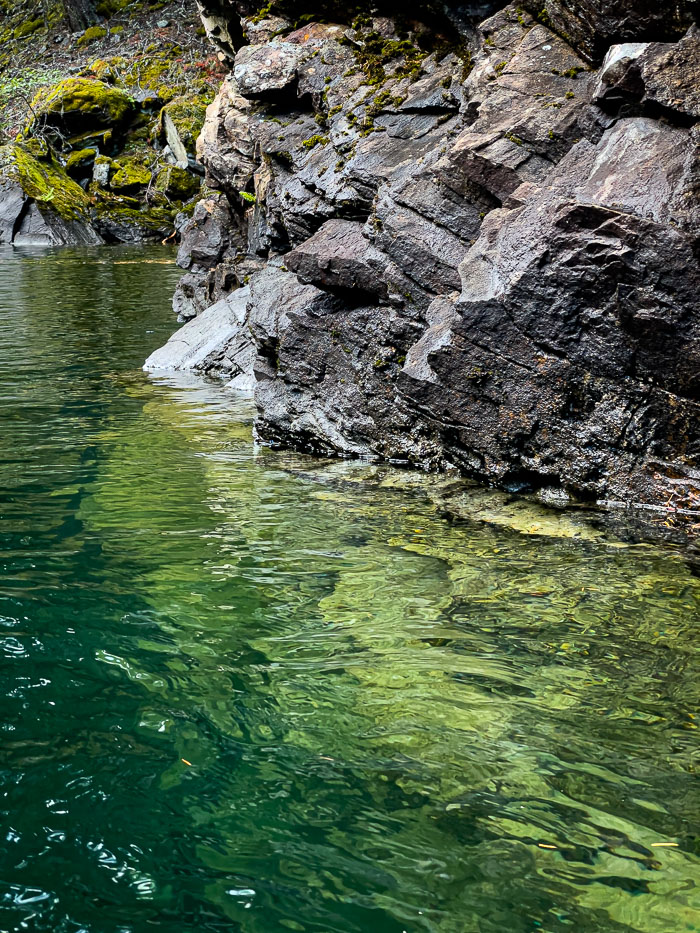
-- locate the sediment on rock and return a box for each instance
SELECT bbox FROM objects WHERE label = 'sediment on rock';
[159,0,698,513]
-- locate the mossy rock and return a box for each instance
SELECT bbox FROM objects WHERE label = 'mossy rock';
[159,95,209,152]
[154,165,200,201]
[95,0,131,16]
[0,142,91,223]
[66,128,115,153]
[65,147,97,178]
[93,200,175,241]
[84,59,117,83]
[109,154,153,192]
[77,26,108,46]
[29,77,135,139]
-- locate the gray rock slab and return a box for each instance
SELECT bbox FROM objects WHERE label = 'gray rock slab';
[145,285,253,391]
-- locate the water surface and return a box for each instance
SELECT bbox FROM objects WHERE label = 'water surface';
[0,246,698,933]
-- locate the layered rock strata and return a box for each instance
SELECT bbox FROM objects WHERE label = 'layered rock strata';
[162,1,700,510]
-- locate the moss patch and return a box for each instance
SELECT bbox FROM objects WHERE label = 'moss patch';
[94,199,175,238]
[159,95,209,150]
[0,142,92,222]
[65,147,97,176]
[77,26,108,47]
[110,153,153,192]
[155,165,199,200]
[30,77,135,137]
[13,18,43,40]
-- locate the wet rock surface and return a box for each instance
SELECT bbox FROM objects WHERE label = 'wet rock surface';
[164,0,699,513]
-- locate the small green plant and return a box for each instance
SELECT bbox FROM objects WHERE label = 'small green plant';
[239,190,256,204]
[302,134,329,150]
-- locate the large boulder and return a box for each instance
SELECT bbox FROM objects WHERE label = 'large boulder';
[400,117,700,502]
[29,77,135,141]
[0,143,102,246]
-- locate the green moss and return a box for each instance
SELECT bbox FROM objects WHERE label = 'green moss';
[551,66,585,78]
[94,200,175,237]
[159,95,209,150]
[250,2,274,24]
[0,142,91,222]
[302,134,329,150]
[65,147,97,175]
[29,77,134,136]
[13,18,43,40]
[95,0,130,15]
[340,24,428,88]
[515,6,530,27]
[155,165,199,200]
[109,154,152,192]
[77,26,108,47]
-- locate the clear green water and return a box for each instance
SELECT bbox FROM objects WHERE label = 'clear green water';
[0,246,698,933]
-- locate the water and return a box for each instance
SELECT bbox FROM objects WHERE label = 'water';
[0,246,698,933]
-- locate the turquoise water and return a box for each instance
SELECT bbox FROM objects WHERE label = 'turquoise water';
[0,246,698,933]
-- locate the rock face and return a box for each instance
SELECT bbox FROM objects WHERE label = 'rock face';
[520,0,698,63]
[166,0,700,510]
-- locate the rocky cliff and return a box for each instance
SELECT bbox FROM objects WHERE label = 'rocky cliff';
[146,2,699,512]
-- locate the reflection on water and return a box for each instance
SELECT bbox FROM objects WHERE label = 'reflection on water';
[0,246,698,933]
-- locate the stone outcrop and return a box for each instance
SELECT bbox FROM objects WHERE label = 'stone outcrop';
[0,143,103,246]
[160,0,699,511]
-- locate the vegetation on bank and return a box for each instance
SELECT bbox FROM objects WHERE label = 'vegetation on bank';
[0,0,223,240]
